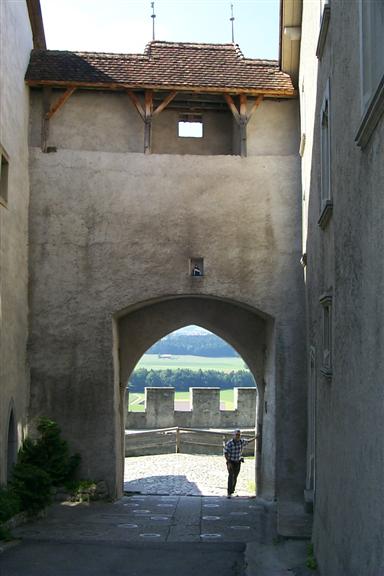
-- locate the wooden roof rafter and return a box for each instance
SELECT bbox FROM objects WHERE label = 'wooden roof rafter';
[26,79,296,99]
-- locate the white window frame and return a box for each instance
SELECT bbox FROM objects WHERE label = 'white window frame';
[318,81,333,228]
[356,0,384,147]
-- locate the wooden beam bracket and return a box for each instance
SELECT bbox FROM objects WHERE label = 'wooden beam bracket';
[224,94,264,157]
[41,86,76,152]
[248,95,263,121]
[224,94,241,124]
[41,86,51,152]
[127,90,178,153]
[153,91,177,117]
[127,90,146,121]
[45,86,76,120]
[224,94,263,125]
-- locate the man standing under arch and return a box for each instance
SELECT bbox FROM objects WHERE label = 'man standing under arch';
[224,429,257,498]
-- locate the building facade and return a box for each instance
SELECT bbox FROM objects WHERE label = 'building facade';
[25,41,306,503]
[299,0,384,574]
[0,0,43,485]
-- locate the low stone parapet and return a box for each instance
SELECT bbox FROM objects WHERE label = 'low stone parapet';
[126,386,256,430]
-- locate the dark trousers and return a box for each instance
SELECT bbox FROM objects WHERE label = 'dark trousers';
[227,460,241,495]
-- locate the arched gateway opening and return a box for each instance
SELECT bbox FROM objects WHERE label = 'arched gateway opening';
[125,325,258,496]
[114,295,276,499]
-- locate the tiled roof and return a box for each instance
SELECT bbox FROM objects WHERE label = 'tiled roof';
[25,41,295,95]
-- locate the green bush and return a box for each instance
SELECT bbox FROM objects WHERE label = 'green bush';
[7,417,80,516]
[11,463,52,515]
[16,418,80,487]
[66,479,98,502]
[306,543,318,570]
[0,486,21,523]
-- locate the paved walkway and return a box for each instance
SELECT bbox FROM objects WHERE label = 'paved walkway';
[0,455,317,575]
[124,453,255,496]
[2,496,314,575]
[9,494,273,544]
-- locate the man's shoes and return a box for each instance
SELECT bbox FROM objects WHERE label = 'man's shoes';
[227,493,232,499]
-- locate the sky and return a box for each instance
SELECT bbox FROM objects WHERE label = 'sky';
[40,0,280,60]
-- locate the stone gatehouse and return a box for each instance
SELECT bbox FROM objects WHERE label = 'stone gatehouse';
[4,2,383,573]
[22,39,305,506]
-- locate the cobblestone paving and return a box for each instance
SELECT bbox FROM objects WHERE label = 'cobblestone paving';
[124,454,255,497]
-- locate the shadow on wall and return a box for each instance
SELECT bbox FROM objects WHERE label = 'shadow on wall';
[124,475,202,496]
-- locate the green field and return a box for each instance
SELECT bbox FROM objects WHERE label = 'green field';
[129,389,236,412]
[135,354,248,372]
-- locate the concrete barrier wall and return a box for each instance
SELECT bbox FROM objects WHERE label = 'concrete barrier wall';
[126,387,256,430]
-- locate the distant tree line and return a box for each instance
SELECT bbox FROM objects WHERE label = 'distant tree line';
[128,368,255,392]
[146,334,238,357]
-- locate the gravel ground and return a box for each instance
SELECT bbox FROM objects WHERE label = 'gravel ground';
[124,454,255,497]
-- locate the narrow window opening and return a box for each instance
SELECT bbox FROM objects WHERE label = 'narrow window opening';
[356,0,384,147]
[189,257,204,277]
[320,293,333,378]
[361,0,384,111]
[178,114,203,138]
[320,98,330,204]
[318,82,333,228]
[0,148,9,206]
[305,347,317,511]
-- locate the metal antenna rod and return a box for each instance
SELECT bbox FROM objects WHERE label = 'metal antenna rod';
[151,2,156,41]
[230,3,235,43]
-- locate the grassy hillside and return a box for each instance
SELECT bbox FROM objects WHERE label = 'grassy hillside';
[135,354,248,372]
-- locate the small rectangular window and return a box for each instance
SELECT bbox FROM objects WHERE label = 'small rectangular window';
[189,257,204,277]
[0,147,9,207]
[316,0,331,58]
[360,0,384,112]
[178,114,203,138]
[320,89,330,204]
[356,0,384,147]
[318,81,333,228]
[319,293,332,378]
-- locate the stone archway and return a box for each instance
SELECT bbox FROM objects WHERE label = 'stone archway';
[115,294,275,498]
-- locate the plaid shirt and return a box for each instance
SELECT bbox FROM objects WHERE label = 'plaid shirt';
[224,438,247,462]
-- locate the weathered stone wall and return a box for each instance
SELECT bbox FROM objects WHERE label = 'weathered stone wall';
[126,387,256,429]
[29,89,298,157]
[27,93,306,501]
[0,1,33,484]
[300,1,384,574]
